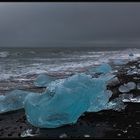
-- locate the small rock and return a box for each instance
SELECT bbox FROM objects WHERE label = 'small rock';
[59,133,67,139]
[84,134,90,138]
[117,133,121,136]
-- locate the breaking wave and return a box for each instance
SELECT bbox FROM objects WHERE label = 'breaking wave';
[0,48,139,82]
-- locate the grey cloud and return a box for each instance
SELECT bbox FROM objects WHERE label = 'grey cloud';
[0,3,140,47]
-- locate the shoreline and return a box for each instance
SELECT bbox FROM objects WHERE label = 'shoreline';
[0,58,140,138]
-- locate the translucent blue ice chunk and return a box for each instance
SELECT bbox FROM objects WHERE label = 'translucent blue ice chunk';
[94,63,112,74]
[24,73,114,128]
[34,73,56,87]
[129,52,134,57]
[119,82,136,93]
[24,73,93,128]
[0,90,35,114]
[112,59,128,65]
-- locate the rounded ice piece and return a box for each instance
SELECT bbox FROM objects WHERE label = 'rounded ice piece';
[126,82,136,90]
[119,85,130,93]
[0,90,34,114]
[113,59,127,65]
[118,82,136,93]
[129,53,134,57]
[34,73,56,87]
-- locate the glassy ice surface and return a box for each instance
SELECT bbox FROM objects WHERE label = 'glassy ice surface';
[95,63,112,74]
[129,52,134,57]
[0,90,35,113]
[24,73,114,128]
[119,82,136,93]
[88,63,112,75]
[34,73,56,87]
[25,73,93,128]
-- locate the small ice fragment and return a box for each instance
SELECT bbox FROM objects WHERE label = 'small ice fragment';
[137,83,140,90]
[128,124,132,127]
[117,133,121,136]
[118,82,136,93]
[113,59,127,65]
[95,63,112,74]
[0,90,36,114]
[59,133,68,138]
[136,122,140,125]
[20,129,37,137]
[119,94,140,103]
[0,51,9,58]
[119,85,130,93]
[130,66,136,69]
[126,82,136,90]
[123,130,127,133]
[34,73,56,87]
[84,134,90,138]
[129,52,134,57]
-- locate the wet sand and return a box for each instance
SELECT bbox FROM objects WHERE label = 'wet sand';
[0,59,140,139]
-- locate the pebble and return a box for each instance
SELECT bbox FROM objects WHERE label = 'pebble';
[59,133,68,139]
[117,133,121,136]
[84,134,90,138]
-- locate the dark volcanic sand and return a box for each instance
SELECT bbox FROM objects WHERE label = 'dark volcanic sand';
[0,60,140,139]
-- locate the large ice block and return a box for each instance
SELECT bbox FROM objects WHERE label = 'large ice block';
[24,73,114,128]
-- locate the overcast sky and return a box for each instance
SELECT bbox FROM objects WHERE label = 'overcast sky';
[0,2,140,48]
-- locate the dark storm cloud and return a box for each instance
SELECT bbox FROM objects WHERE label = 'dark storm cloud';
[0,2,140,47]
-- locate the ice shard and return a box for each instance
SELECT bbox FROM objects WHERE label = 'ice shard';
[0,90,35,114]
[88,63,112,75]
[95,63,112,74]
[24,73,114,128]
[119,82,136,93]
[34,73,56,87]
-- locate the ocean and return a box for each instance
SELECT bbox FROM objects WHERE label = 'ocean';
[0,47,140,94]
